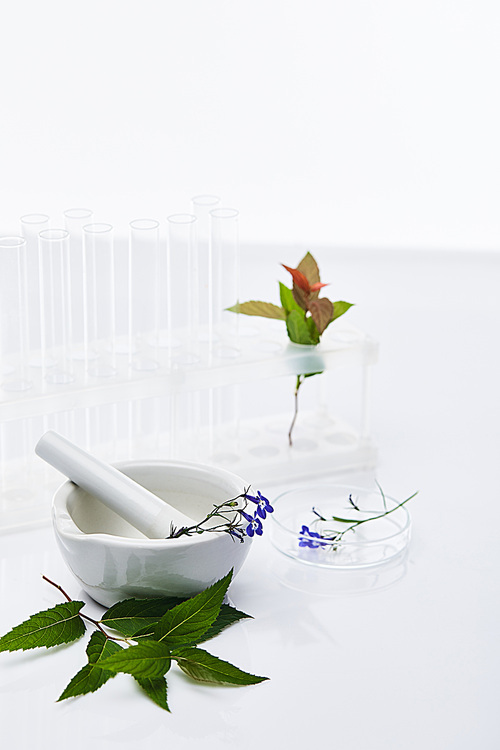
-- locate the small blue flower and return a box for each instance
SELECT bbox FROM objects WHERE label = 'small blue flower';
[298,524,328,549]
[246,490,274,519]
[241,510,264,537]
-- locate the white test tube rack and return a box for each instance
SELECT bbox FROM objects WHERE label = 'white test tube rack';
[0,207,378,533]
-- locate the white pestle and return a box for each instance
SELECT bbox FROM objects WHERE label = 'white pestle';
[35,431,196,538]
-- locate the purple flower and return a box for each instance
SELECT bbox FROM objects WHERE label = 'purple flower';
[298,524,328,549]
[246,491,274,519]
[241,509,264,537]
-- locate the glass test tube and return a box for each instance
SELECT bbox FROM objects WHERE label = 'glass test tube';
[166,214,198,361]
[191,195,220,342]
[82,223,116,378]
[0,237,32,391]
[209,208,240,356]
[64,208,93,359]
[129,219,160,370]
[38,229,74,384]
[20,213,50,365]
[166,214,200,459]
[191,196,221,461]
[209,209,241,455]
[113,230,132,359]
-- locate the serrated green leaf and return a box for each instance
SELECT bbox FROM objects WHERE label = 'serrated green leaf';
[130,602,251,645]
[128,624,157,640]
[305,315,320,345]
[286,310,316,345]
[173,647,269,686]
[58,631,123,701]
[135,676,170,711]
[331,300,354,322]
[187,604,252,646]
[279,282,304,316]
[101,597,185,637]
[0,601,86,652]
[99,640,172,679]
[155,571,232,648]
[226,300,286,320]
[86,630,122,664]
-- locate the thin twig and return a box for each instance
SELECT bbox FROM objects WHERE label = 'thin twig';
[42,575,130,642]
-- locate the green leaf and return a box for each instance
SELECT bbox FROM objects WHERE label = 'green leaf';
[279,282,304,316]
[187,604,252,646]
[0,601,86,652]
[286,310,316,345]
[134,676,170,711]
[99,640,172,679]
[331,300,354,322]
[101,597,185,637]
[128,624,157,641]
[226,301,286,320]
[58,631,123,701]
[131,602,251,645]
[173,647,269,686]
[297,252,321,289]
[154,571,233,648]
[305,316,320,345]
[309,297,334,335]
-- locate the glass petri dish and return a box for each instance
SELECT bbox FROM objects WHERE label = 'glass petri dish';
[269,484,411,569]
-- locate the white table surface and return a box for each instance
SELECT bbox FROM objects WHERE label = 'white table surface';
[1,247,499,750]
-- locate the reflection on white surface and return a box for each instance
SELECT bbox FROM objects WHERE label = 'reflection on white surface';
[0,248,499,749]
[271,548,410,596]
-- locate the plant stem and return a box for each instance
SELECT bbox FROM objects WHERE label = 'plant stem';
[42,575,130,642]
[42,575,72,603]
[288,375,304,446]
[319,491,418,545]
[167,491,250,539]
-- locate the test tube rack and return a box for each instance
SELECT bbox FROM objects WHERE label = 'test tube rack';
[0,206,378,532]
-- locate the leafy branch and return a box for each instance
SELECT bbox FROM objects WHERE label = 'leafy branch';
[227,252,353,445]
[0,571,268,712]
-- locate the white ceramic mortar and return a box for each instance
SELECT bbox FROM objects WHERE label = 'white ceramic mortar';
[52,459,253,607]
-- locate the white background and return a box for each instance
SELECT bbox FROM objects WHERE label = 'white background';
[1,5,500,748]
[1,0,500,249]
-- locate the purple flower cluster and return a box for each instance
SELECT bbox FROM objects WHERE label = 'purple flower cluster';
[241,491,274,537]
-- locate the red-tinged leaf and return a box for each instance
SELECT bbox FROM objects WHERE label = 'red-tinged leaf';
[281,264,311,293]
[297,252,320,287]
[292,284,309,311]
[310,282,329,292]
[309,298,334,335]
